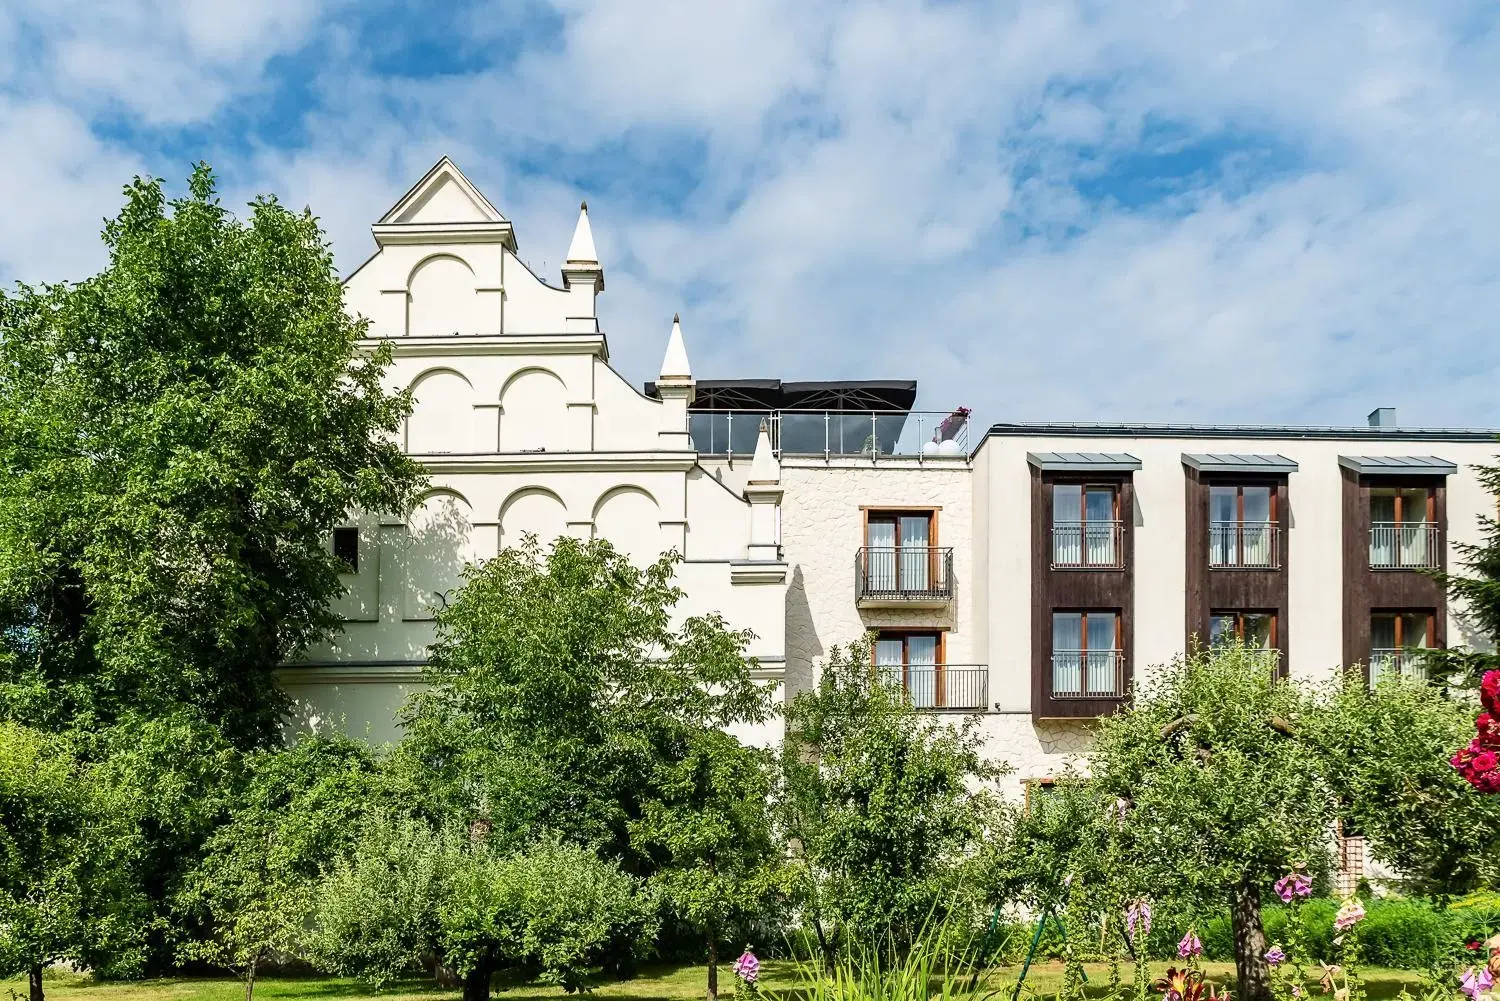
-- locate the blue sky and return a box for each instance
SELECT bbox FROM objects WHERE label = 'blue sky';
[3,0,1499,431]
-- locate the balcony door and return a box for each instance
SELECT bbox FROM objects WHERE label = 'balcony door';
[1051,611,1121,698]
[1210,611,1279,670]
[875,632,939,708]
[866,512,933,593]
[1370,611,1432,683]
[1053,484,1119,567]
[1210,485,1275,568]
[1369,487,1436,569]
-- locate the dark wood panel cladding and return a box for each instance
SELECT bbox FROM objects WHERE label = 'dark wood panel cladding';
[1032,467,1134,719]
[1185,470,1290,674]
[1341,471,1448,679]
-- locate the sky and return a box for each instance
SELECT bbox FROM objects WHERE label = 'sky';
[2,0,1499,432]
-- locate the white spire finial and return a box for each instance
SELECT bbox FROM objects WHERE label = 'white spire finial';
[748,419,779,484]
[566,200,598,264]
[660,312,692,380]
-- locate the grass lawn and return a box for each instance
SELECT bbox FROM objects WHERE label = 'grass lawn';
[1,961,1431,1001]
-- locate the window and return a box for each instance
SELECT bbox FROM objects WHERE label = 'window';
[1209,484,1277,568]
[1370,612,1432,683]
[1051,611,1123,698]
[1209,611,1276,649]
[333,527,359,574]
[1369,487,1437,569]
[874,632,940,709]
[863,511,939,594]
[1052,484,1122,568]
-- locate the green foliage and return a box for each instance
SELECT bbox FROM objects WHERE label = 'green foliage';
[776,639,1006,958]
[306,815,656,999]
[0,723,149,991]
[393,536,773,874]
[786,918,994,1001]
[177,735,382,996]
[1306,672,1500,897]
[0,164,423,746]
[1435,457,1500,682]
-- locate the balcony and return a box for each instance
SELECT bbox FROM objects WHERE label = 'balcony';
[1051,650,1126,699]
[688,409,970,458]
[878,665,988,711]
[1369,522,1440,570]
[1051,521,1125,569]
[1209,521,1280,569]
[856,547,954,606]
[1370,649,1430,684]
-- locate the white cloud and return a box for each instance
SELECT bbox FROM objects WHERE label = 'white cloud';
[5,0,1500,428]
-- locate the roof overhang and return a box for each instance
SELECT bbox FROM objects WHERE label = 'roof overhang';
[643,379,918,413]
[1338,455,1457,476]
[1182,453,1299,475]
[1027,452,1142,472]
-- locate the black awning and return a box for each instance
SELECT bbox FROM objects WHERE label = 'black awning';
[643,378,918,413]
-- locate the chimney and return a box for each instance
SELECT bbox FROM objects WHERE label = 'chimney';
[1367,407,1396,430]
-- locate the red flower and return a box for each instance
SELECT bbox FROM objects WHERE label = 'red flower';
[1482,670,1500,714]
[1477,751,1500,772]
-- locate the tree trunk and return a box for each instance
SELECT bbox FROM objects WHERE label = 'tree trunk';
[707,938,718,1001]
[245,956,257,1001]
[462,963,492,1001]
[1231,877,1273,1001]
[29,963,44,1001]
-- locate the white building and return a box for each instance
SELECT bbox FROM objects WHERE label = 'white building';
[278,158,1500,796]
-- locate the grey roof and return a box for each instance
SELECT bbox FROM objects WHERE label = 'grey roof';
[1182,453,1299,474]
[1338,455,1458,476]
[986,422,1500,443]
[1027,451,1143,472]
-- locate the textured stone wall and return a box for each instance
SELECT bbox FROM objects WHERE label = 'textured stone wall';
[780,458,1094,794]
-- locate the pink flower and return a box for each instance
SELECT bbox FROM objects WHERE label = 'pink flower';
[1460,966,1494,1000]
[1333,898,1366,932]
[1127,899,1153,943]
[733,948,759,983]
[1266,946,1287,966]
[1274,870,1313,902]
[1179,931,1203,958]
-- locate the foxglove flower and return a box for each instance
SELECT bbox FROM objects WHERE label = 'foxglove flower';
[1274,869,1312,902]
[1265,946,1287,966]
[1127,899,1153,944]
[1460,967,1494,1001]
[1333,898,1366,932]
[734,948,760,984]
[1179,930,1203,958]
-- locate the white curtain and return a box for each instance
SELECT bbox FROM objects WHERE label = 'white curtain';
[899,515,930,591]
[907,635,938,708]
[866,520,896,591]
[1086,613,1117,695]
[1369,492,1397,567]
[1053,485,1082,565]
[1085,488,1116,565]
[1052,613,1083,696]
[875,638,904,691]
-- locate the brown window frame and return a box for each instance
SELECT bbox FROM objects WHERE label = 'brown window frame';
[864,509,938,549]
[1209,610,1278,648]
[1051,610,1122,654]
[1369,486,1436,525]
[873,629,947,703]
[1370,610,1433,649]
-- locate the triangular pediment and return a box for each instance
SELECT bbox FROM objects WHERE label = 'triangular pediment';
[379,157,505,225]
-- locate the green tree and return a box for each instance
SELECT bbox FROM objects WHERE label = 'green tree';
[391,535,775,868]
[1089,644,1334,1001]
[0,723,148,1001]
[178,735,382,1001]
[0,164,423,746]
[776,640,1005,961]
[1434,457,1500,682]
[633,728,784,1001]
[306,817,656,1001]
[1308,672,1500,898]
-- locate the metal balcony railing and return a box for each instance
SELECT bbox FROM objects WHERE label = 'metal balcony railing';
[1051,650,1126,699]
[1370,648,1430,684]
[1369,522,1441,570]
[1209,521,1280,569]
[1052,520,1125,569]
[877,665,988,711]
[856,547,954,601]
[687,409,970,458]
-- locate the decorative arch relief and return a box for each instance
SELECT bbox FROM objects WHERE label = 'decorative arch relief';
[407,254,479,337]
[592,486,662,566]
[403,490,475,620]
[499,367,568,452]
[407,368,475,454]
[499,487,568,554]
